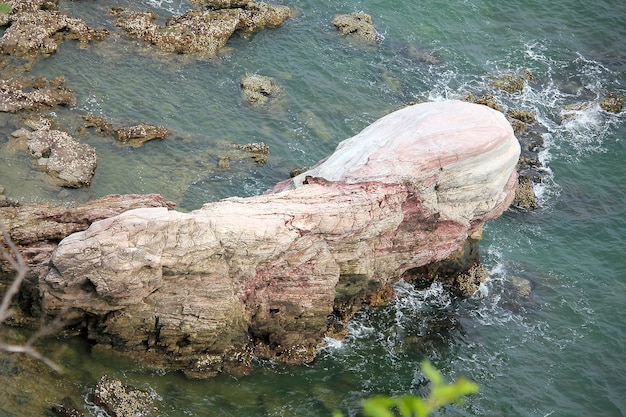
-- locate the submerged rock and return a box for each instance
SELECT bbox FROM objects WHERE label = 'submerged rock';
[41,101,519,377]
[240,73,282,106]
[332,12,377,42]
[50,397,84,417]
[115,123,169,147]
[508,275,533,298]
[0,76,74,113]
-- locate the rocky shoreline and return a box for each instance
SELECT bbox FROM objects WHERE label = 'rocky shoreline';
[0,1,624,415]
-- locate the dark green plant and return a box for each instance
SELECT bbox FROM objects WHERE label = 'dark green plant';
[335,361,479,417]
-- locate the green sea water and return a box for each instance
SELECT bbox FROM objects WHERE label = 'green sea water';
[1,0,625,416]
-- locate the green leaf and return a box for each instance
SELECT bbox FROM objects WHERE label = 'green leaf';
[397,395,429,417]
[428,377,479,410]
[0,3,10,14]
[362,396,398,417]
[420,360,443,386]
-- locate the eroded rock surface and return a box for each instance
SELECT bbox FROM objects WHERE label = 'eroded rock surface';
[111,2,291,57]
[0,0,108,57]
[93,376,158,417]
[10,125,97,188]
[332,12,377,42]
[0,193,176,323]
[114,123,169,147]
[0,76,74,113]
[42,101,520,377]
[240,73,282,106]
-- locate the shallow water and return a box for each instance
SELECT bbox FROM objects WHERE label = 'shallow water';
[1,0,625,416]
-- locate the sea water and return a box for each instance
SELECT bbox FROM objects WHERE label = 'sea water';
[1,0,625,416]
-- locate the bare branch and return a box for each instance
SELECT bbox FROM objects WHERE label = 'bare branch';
[0,221,27,323]
[0,341,65,374]
[0,219,64,374]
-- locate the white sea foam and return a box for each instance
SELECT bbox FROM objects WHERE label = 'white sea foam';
[80,93,104,115]
[426,40,623,211]
[144,0,190,14]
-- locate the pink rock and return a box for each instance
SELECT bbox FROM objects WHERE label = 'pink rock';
[42,100,519,377]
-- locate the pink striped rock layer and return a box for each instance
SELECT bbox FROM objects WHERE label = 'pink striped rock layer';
[42,101,520,377]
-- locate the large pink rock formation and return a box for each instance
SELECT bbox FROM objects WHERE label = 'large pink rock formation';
[42,101,520,377]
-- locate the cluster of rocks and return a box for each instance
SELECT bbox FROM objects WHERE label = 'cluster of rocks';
[111,1,292,57]
[0,0,108,58]
[4,110,173,187]
[0,0,287,195]
[458,71,546,209]
[0,0,294,59]
[0,76,74,112]
[458,70,624,210]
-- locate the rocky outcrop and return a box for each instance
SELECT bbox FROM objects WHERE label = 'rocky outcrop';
[111,2,291,57]
[0,194,176,321]
[41,101,520,377]
[512,175,538,210]
[11,124,97,188]
[234,142,270,164]
[491,70,534,94]
[332,12,377,42]
[0,76,74,113]
[0,0,108,57]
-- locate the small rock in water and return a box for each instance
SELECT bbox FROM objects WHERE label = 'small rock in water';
[599,92,624,113]
[508,275,533,298]
[93,376,158,417]
[240,74,282,106]
[513,175,538,210]
[50,396,84,417]
[235,141,270,164]
[332,12,377,42]
[115,123,169,147]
